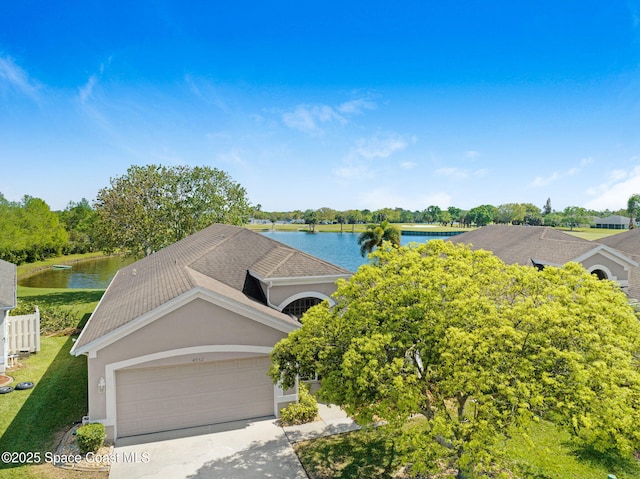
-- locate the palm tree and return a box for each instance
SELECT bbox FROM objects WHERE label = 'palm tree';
[357,220,401,257]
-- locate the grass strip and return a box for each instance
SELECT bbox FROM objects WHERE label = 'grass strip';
[296,420,640,479]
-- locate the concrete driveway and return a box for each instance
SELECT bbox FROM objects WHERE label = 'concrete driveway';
[108,417,308,479]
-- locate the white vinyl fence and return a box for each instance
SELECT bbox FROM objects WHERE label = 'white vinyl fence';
[7,307,40,354]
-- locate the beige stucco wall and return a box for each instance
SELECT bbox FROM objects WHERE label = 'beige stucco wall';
[267,281,339,308]
[86,297,290,438]
[579,253,629,283]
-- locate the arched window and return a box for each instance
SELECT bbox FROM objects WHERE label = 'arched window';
[282,297,322,321]
[591,269,608,280]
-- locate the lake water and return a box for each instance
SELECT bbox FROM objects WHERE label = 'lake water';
[261,231,447,272]
[19,231,455,289]
[19,256,136,289]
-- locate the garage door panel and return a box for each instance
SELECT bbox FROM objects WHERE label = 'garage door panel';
[116,356,274,437]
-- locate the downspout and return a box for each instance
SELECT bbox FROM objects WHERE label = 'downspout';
[265,280,280,310]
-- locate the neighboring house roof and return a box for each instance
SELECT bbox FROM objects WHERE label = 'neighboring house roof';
[73,224,351,351]
[594,215,633,226]
[448,225,596,267]
[595,227,640,258]
[595,229,640,300]
[449,225,640,301]
[0,259,17,310]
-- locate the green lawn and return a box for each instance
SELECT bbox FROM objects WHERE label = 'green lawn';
[505,420,640,479]
[296,420,640,479]
[2,254,107,478]
[17,286,103,321]
[0,336,103,479]
[561,227,624,241]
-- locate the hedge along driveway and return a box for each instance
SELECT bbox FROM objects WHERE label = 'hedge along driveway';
[0,336,94,479]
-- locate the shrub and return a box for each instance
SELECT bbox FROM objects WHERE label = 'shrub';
[75,423,106,454]
[279,383,318,426]
[13,302,82,334]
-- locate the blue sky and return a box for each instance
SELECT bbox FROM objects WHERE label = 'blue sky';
[1,1,640,213]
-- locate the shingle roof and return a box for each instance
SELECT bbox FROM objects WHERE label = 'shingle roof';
[595,228,640,259]
[74,224,350,350]
[448,225,595,266]
[449,225,640,301]
[594,229,640,301]
[0,259,16,310]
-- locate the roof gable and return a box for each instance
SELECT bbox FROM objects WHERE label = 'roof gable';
[573,244,639,268]
[448,225,595,266]
[596,228,640,260]
[73,224,350,352]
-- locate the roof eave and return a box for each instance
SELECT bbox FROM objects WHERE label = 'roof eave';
[72,286,300,357]
[249,270,351,286]
[573,245,640,268]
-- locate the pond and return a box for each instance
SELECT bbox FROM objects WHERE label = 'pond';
[19,256,136,289]
[261,230,450,272]
[19,230,459,289]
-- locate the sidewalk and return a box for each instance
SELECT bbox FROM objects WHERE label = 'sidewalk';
[282,403,360,443]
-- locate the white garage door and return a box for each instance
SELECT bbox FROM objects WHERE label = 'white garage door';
[116,356,274,437]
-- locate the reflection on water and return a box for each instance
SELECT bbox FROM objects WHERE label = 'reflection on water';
[261,231,439,272]
[20,232,445,289]
[19,256,136,289]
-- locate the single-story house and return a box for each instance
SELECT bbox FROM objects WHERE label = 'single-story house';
[592,215,636,229]
[448,225,640,301]
[71,224,351,441]
[592,227,640,300]
[0,259,17,374]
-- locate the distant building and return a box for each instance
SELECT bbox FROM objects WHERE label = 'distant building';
[592,215,635,229]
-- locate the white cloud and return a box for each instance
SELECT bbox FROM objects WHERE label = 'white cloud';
[354,134,408,159]
[281,96,376,135]
[532,172,562,187]
[282,104,346,134]
[584,166,640,210]
[580,157,594,167]
[0,54,41,100]
[334,163,375,180]
[217,147,248,168]
[436,167,486,180]
[465,150,480,160]
[333,133,411,182]
[184,74,202,98]
[337,98,376,114]
[400,161,417,170]
[79,75,98,104]
[531,159,589,187]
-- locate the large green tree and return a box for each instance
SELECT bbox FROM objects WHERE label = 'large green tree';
[59,198,98,253]
[303,209,318,232]
[94,164,251,256]
[627,194,640,229]
[356,220,401,256]
[0,195,68,263]
[467,204,496,226]
[270,241,640,478]
[346,210,363,233]
[561,206,592,230]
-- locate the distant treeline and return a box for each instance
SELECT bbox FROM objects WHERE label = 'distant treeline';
[0,191,631,266]
[0,194,97,264]
[252,200,629,229]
